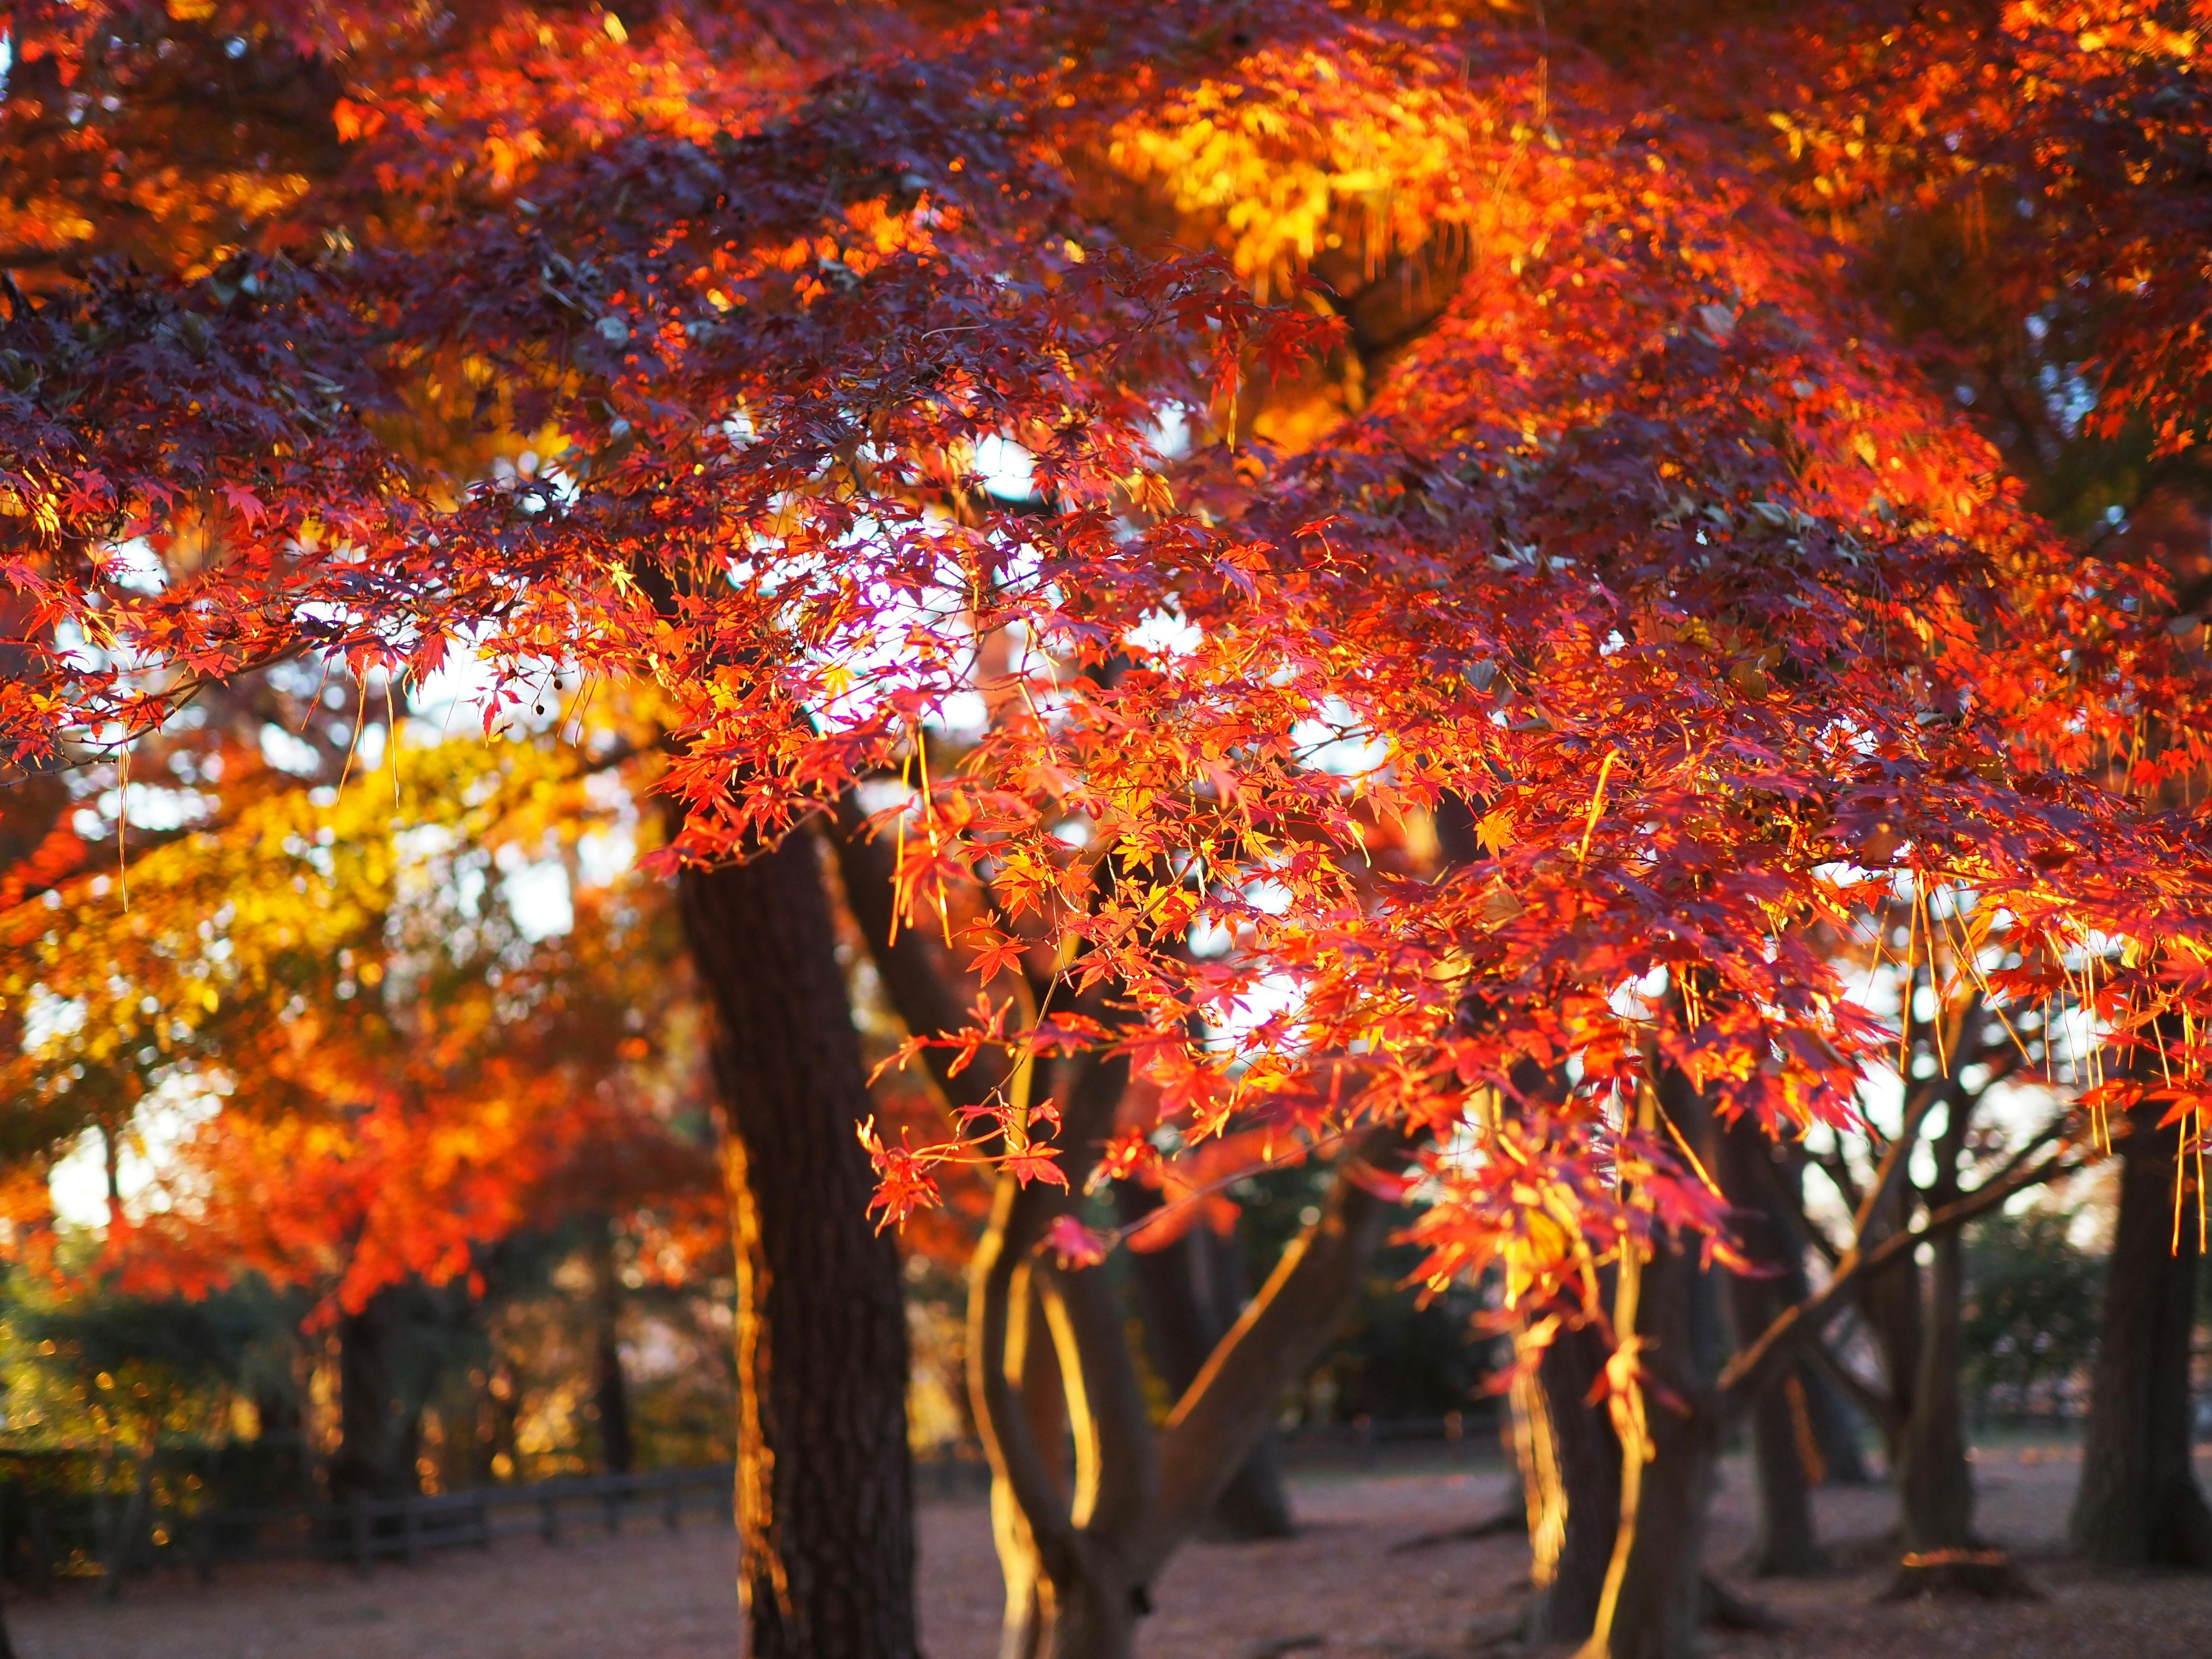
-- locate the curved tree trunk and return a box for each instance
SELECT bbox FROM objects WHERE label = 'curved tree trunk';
[680,831,920,1659]
[1513,1317,1623,1644]
[1115,1182,1296,1540]
[2071,1094,2212,1569]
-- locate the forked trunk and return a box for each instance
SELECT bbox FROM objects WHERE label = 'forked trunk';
[680,833,919,1659]
[1116,1181,1295,1540]
[2071,1094,2212,1569]
[1512,1317,1623,1644]
[995,1533,1144,1659]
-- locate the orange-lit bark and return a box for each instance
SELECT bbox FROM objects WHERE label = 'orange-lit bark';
[682,833,919,1659]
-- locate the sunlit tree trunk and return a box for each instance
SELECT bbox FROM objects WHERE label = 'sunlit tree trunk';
[1580,1226,1724,1659]
[680,831,919,1659]
[1513,1317,1622,1643]
[2071,1094,2212,1569]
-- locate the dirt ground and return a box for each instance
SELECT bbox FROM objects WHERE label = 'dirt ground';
[12,1447,2211,1658]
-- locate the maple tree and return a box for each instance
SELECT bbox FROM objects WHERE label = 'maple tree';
[6,3,2212,1658]
[0,715,723,1500]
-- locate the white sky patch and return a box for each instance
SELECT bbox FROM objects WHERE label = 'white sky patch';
[48,1078,225,1231]
[21,987,86,1051]
[1126,608,1203,660]
[972,434,1037,500]
[1291,699,1388,779]
[1151,404,1194,459]
[575,826,638,891]
[260,722,324,775]
[499,854,574,941]
[103,538,168,595]
[96,782,216,833]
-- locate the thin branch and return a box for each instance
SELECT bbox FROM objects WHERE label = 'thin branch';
[1804,1331,1902,1439]
[1716,1145,2080,1412]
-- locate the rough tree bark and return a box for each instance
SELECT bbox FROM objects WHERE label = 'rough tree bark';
[1513,1317,1623,1644]
[2070,1092,2212,1569]
[679,830,919,1659]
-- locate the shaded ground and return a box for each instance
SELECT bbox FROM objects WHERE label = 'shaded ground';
[13,1447,2211,1657]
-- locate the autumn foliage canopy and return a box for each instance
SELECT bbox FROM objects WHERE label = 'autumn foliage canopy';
[4,0,2211,1332]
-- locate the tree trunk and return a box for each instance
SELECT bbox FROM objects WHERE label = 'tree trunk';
[1513,1317,1623,1644]
[587,1215,634,1476]
[1895,1228,1975,1555]
[680,831,921,1659]
[1771,1157,1872,1486]
[329,1286,423,1505]
[1856,1220,1926,1478]
[1801,1351,1873,1486]
[1115,1183,1295,1540]
[255,1353,314,1506]
[1581,1234,1724,1659]
[1732,1305,1823,1577]
[993,1277,1069,1659]
[1711,1115,1825,1576]
[2071,1095,2212,1569]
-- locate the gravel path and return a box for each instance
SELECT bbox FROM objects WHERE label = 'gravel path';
[12,1449,2210,1657]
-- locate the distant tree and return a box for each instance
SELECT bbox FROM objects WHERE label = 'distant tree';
[1963,1205,2104,1421]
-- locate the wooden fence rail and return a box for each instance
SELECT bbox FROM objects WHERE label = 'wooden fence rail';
[3,1418,1510,1594]
[1,1453,995,1593]
[193,1463,741,1580]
